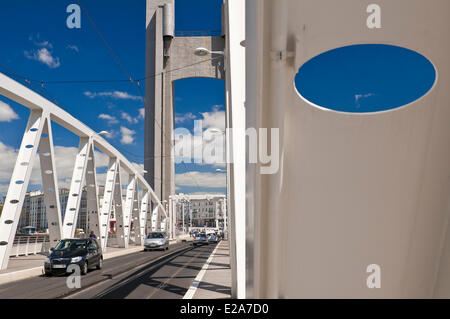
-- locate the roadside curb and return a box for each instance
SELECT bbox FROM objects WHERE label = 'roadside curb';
[0,266,43,285]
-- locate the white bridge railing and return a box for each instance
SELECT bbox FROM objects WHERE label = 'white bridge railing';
[0,72,168,270]
[10,235,50,257]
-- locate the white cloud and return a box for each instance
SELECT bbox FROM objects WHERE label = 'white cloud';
[0,101,19,122]
[0,142,109,196]
[200,105,225,130]
[0,142,20,183]
[120,126,136,145]
[121,112,138,124]
[174,129,226,166]
[175,112,197,124]
[98,113,119,125]
[24,47,60,68]
[66,45,79,52]
[84,91,142,101]
[138,108,145,119]
[355,93,374,107]
[173,106,227,166]
[121,109,146,124]
[28,34,53,49]
[175,171,226,189]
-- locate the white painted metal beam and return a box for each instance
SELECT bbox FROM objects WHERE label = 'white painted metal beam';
[38,117,63,248]
[62,137,90,239]
[151,204,159,232]
[127,177,139,244]
[0,72,166,270]
[112,165,125,248]
[98,159,118,251]
[135,192,149,245]
[0,110,45,269]
[85,143,100,239]
[225,0,247,299]
[0,73,167,218]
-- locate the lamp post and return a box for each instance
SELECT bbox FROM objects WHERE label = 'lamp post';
[194,47,225,57]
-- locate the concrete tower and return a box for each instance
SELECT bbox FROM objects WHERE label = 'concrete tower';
[145,0,225,203]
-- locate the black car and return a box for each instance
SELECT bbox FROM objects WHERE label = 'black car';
[44,238,103,276]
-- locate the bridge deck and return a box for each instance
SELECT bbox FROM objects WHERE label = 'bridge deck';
[0,245,146,285]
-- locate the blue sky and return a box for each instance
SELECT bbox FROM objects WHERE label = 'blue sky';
[0,0,226,196]
[295,44,436,113]
[0,1,436,198]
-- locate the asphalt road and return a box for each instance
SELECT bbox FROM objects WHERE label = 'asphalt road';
[0,242,217,299]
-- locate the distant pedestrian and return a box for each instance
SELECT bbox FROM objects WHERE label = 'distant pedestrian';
[89,231,97,239]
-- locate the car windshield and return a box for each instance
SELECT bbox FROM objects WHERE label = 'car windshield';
[147,233,164,239]
[197,233,206,238]
[54,240,87,251]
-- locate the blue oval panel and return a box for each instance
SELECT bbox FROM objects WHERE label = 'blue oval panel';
[294,44,436,113]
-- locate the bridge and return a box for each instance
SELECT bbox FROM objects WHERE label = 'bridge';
[1,0,450,300]
[0,70,168,268]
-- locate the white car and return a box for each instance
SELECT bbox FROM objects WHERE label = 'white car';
[144,232,169,251]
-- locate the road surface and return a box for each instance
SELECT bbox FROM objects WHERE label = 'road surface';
[0,242,217,299]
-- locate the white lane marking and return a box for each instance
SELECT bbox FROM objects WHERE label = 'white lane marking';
[183,243,220,299]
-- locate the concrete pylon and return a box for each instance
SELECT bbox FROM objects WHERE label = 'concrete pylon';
[145,0,225,203]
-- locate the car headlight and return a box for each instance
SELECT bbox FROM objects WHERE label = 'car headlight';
[71,256,83,263]
[45,257,50,263]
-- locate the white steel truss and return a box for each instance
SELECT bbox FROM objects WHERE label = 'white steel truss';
[99,159,118,251]
[0,110,45,269]
[135,192,149,245]
[86,143,100,239]
[151,205,160,232]
[38,117,63,248]
[112,163,124,248]
[62,137,90,239]
[0,72,167,269]
[116,176,136,248]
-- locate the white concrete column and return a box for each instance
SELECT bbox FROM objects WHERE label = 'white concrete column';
[226,0,247,299]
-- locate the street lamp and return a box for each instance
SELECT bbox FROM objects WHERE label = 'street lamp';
[208,128,224,134]
[98,131,110,137]
[194,47,225,57]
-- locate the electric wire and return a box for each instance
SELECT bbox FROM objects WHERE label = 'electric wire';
[74,0,227,190]
[4,1,226,189]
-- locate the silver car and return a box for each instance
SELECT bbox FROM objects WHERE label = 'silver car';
[144,232,169,251]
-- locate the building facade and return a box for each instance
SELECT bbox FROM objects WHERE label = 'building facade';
[19,188,89,234]
[171,194,227,230]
